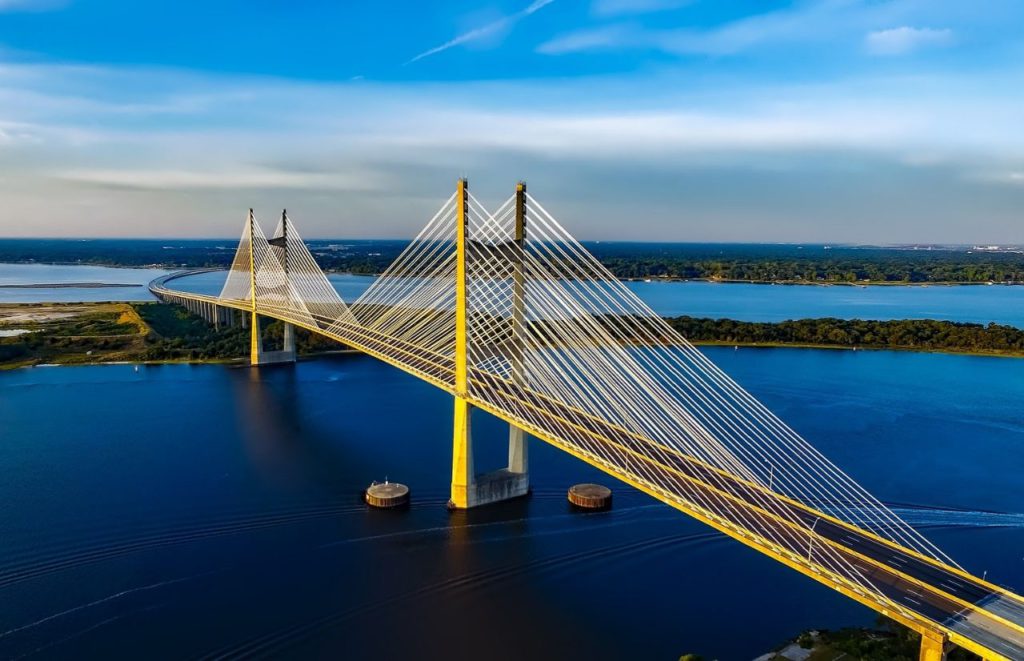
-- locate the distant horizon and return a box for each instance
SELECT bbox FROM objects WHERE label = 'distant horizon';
[0,236,1021,250]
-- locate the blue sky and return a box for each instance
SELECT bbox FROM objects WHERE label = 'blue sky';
[1,0,1023,241]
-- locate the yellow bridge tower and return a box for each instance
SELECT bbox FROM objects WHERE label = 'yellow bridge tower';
[449,178,531,509]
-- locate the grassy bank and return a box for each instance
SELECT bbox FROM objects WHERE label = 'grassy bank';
[0,302,340,369]
[2,303,1023,369]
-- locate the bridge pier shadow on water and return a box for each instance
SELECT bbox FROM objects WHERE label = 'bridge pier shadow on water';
[224,357,382,499]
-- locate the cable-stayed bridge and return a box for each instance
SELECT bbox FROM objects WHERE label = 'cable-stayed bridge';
[149,180,1024,661]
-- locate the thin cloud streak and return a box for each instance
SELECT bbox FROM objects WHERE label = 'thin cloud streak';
[406,0,556,64]
[54,167,392,192]
[2,59,1023,241]
[0,0,67,11]
[591,0,692,18]
[865,26,954,56]
[539,0,977,57]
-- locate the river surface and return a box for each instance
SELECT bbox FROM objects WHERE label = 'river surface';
[0,264,170,303]
[5,263,1024,327]
[0,347,1022,660]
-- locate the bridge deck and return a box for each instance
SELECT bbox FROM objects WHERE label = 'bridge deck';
[151,279,1024,660]
[313,317,1024,659]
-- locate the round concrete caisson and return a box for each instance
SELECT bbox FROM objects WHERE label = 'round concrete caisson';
[568,483,612,510]
[365,482,410,509]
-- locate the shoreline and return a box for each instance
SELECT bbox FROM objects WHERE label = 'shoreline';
[0,349,361,371]
[3,302,1023,371]
[689,339,1024,359]
[0,282,144,289]
[2,261,1022,287]
[621,276,1022,287]
[4,341,1021,371]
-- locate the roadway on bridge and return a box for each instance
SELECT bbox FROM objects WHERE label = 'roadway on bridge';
[151,202,1024,661]
[311,318,1024,659]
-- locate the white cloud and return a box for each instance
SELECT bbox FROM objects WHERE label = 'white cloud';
[865,26,954,56]
[540,0,855,56]
[537,25,629,55]
[970,170,1024,187]
[0,0,67,11]
[4,60,1024,171]
[591,0,692,18]
[2,57,1024,240]
[54,167,391,191]
[540,0,977,57]
[407,0,556,64]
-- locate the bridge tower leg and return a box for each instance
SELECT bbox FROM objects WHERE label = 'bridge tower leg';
[255,209,298,366]
[248,208,263,366]
[283,321,296,356]
[449,179,530,510]
[279,210,296,363]
[919,631,948,661]
[450,178,475,509]
[507,182,529,480]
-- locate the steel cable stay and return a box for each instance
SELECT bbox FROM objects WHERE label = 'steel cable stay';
[149,183,1024,661]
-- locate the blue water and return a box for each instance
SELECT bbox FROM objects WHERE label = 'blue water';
[624,280,1024,326]
[0,263,170,303]
[0,348,1021,660]
[168,270,1024,328]
[6,264,1024,327]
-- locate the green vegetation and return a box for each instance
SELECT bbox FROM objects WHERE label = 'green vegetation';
[593,245,1024,284]
[3,302,1023,369]
[134,304,249,361]
[0,302,349,368]
[770,618,980,660]
[604,256,1024,283]
[669,316,1024,356]
[0,303,151,367]
[3,239,1023,284]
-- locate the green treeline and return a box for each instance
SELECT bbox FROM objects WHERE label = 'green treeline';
[601,255,1024,283]
[135,304,341,362]
[590,243,1024,284]
[3,239,1023,284]
[774,617,981,661]
[134,304,250,361]
[5,303,1024,368]
[668,316,1024,355]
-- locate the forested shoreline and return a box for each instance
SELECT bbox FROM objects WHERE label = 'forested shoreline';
[3,302,1024,369]
[2,239,1023,284]
[667,316,1024,355]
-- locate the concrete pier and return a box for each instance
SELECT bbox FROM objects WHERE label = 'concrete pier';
[449,180,530,510]
[249,316,297,366]
[465,468,530,507]
[365,481,410,508]
[283,322,296,355]
[449,402,530,509]
[568,483,612,510]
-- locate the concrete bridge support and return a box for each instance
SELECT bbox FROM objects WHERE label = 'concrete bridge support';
[283,321,296,356]
[248,314,297,366]
[450,400,530,509]
[449,179,530,509]
[246,210,297,367]
[249,311,263,365]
